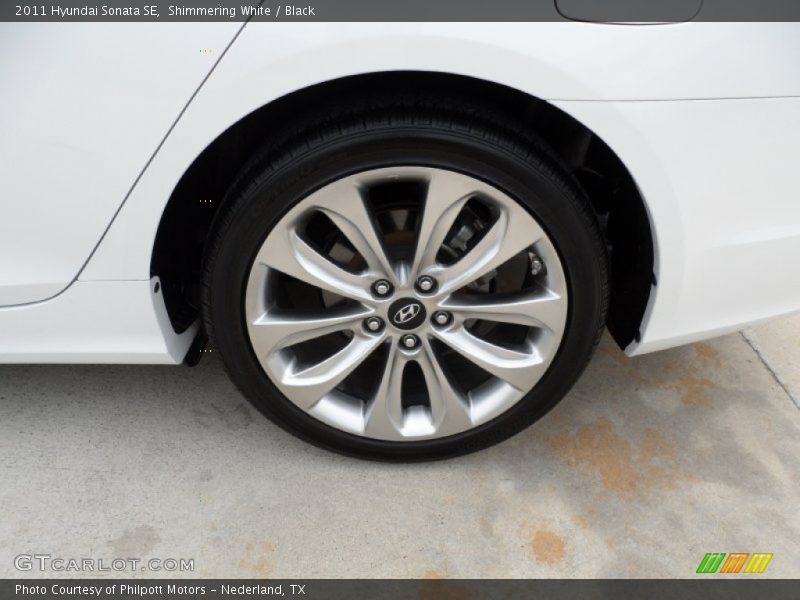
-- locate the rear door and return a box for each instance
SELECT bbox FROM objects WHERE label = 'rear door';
[0,22,241,305]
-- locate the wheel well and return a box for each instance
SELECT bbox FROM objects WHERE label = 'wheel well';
[151,71,654,349]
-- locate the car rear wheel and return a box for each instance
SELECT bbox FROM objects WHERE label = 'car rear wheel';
[203,101,608,460]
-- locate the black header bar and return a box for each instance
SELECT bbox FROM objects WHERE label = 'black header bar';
[4,0,800,22]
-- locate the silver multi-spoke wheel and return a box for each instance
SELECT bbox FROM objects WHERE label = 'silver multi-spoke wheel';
[244,167,568,441]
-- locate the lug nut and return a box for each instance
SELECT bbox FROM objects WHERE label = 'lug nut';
[432,311,451,326]
[416,275,436,293]
[401,334,419,349]
[529,253,544,276]
[372,279,393,298]
[364,317,384,332]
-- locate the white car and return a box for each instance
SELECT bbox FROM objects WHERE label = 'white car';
[2,22,799,459]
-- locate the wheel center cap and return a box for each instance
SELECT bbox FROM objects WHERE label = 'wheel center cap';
[388,298,426,331]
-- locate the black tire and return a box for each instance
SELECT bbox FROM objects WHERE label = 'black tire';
[203,99,608,461]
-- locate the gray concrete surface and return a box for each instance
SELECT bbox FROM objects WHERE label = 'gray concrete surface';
[1,315,799,579]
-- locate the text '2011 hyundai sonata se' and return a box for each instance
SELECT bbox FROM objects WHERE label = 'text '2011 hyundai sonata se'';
[1,21,799,460]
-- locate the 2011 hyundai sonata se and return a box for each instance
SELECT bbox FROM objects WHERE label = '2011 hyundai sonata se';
[2,22,799,460]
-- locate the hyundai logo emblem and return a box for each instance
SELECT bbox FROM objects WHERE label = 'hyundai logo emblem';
[393,303,421,325]
[387,298,426,330]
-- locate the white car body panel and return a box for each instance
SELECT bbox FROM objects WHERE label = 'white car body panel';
[1,22,799,362]
[555,97,800,354]
[0,278,196,363]
[0,22,241,306]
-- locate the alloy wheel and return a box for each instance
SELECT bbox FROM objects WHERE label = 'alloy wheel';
[244,166,568,441]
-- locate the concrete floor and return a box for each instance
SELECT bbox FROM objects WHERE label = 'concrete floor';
[1,315,798,579]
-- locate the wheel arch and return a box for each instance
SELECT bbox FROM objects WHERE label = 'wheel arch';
[150,71,654,349]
